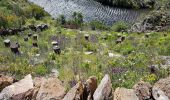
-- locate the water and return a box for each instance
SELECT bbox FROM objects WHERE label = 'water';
[28,0,146,25]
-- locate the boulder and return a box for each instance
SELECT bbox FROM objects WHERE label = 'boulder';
[133,81,152,100]
[86,76,97,95]
[152,76,170,99]
[114,87,139,100]
[11,87,39,100]
[0,74,33,100]
[93,74,113,100]
[36,78,65,100]
[83,76,97,100]
[0,75,15,92]
[63,82,84,100]
[152,87,169,100]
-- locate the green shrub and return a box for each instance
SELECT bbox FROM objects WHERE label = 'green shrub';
[25,4,48,20]
[111,21,129,32]
[89,21,110,30]
[34,65,48,76]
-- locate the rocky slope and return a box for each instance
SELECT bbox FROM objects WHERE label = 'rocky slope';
[1,74,170,100]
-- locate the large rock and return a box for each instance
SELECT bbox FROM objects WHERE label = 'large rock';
[36,78,65,100]
[0,75,15,92]
[63,82,84,100]
[152,76,170,99]
[84,76,98,100]
[114,87,139,100]
[133,81,152,100]
[11,87,39,100]
[152,87,169,100]
[93,74,112,100]
[0,74,33,100]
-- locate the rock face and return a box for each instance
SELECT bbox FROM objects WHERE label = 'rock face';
[114,87,139,100]
[0,75,15,92]
[0,74,33,100]
[36,78,65,100]
[63,82,84,100]
[93,74,112,100]
[133,81,152,100]
[152,76,170,99]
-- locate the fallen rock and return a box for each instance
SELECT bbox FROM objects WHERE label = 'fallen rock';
[114,87,139,100]
[152,76,170,99]
[63,82,84,100]
[93,74,112,100]
[0,74,33,100]
[36,78,65,100]
[133,81,152,100]
[0,75,15,92]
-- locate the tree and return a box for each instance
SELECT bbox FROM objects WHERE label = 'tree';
[71,12,83,27]
[58,14,66,25]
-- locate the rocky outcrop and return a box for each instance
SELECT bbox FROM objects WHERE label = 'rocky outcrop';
[153,76,170,99]
[0,75,15,92]
[93,74,113,100]
[36,77,65,100]
[133,81,152,100]
[114,87,139,100]
[63,82,84,100]
[1,74,170,100]
[0,74,33,100]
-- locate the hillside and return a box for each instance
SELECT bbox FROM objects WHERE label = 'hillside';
[0,0,170,100]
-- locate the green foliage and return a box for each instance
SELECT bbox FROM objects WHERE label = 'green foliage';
[111,21,129,32]
[25,4,48,20]
[57,14,66,25]
[34,65,48,76]
[143,74,158,84]
[89,21,110,30]
[71,12,83,26]
[0,0,48,28]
